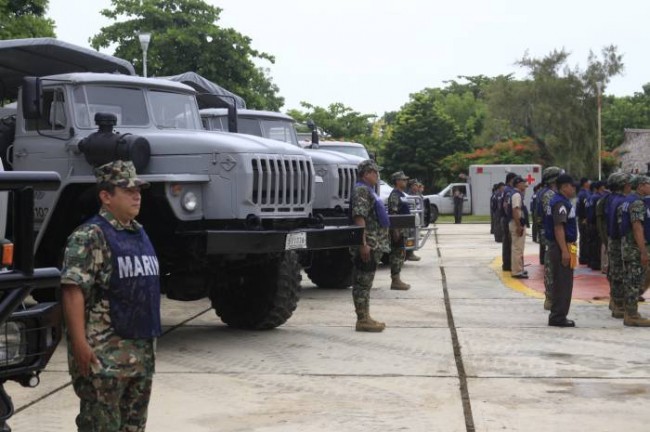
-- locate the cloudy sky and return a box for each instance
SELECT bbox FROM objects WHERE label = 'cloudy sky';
[48,0,649,114]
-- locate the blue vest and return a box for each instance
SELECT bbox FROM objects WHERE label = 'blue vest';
[606,193,626,240]
[90,215,162,340]
[619,194,640,238]
[502,185,514,220]
[544,194,577,242]
[586,191,601,225]
[576,189,590,219]
[391,188,411,215]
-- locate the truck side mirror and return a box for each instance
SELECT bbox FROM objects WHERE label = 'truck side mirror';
[227,104,238,133]
[21,77,42,120]
[306,119,319,148]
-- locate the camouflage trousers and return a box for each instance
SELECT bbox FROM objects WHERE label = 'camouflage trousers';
[73,374,153,432]
[352,249,383,315]
[607,239,624,299]
[622,259,646,310]
[542,236,553,299]
[389,246,405,276]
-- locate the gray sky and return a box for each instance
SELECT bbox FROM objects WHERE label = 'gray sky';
[48,0,649,115]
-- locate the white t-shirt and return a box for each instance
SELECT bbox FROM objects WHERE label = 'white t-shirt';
[511,191,522,209]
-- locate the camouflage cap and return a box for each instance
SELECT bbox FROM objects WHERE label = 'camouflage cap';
[607,172,631,189]
[391,171,409,182]
[632,175,650,188]
[358,159,382,174]
[542,166,564,183]
[94,160,149,189]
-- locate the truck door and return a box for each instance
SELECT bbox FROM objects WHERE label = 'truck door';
[12,87,71,229]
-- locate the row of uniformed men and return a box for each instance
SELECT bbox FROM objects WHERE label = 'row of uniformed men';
[533,168,650,327]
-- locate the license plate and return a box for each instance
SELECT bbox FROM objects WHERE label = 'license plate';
[285,231,307,250]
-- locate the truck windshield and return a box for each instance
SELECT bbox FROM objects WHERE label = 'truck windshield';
[239,118,299,146]
[320,145,369,159]
[73,86,202,130]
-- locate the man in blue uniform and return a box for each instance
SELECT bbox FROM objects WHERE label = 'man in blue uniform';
[544,174,578,327]
[576,178,591,265]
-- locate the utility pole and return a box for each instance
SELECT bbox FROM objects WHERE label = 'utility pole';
[138,32,151,78]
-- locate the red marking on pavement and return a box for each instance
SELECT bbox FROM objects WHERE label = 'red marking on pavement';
[522,254,609,301]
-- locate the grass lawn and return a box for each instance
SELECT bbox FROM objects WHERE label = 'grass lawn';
[436,214,491,224]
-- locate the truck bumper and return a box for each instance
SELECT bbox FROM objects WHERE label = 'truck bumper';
[322,214,416,229]
[187,225,364,254]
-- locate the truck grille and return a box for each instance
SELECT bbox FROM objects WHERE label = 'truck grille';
[251,155,313,212]
[337,166,357,202]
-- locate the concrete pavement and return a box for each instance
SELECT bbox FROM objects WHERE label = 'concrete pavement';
[6,224,650,431]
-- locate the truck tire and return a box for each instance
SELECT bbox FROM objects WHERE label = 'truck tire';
[429,204,439,223]
[305,248,353,289]
[209,251,301,330]
[0,115,15,168]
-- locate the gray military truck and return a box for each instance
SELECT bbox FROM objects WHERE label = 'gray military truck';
[0,38,362,329]
[0,170,62,431]
[200,108,365,289]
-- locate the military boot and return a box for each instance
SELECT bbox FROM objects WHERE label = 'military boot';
[624,308,650,327]
[611,298,625,319]
[355,307,386,332]
[391,275,411,290]
[406,252,421,262]
[544,295,552,311]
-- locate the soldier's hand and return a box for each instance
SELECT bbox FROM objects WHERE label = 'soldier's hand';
[561,250,571,267]
[72,341,100,377]
[360,244,371,263]
[516,226,524,237]
[642,252,649,268]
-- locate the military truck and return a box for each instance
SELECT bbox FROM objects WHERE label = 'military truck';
[0,38,362,329]
[199,108,364,289]
[0,170,62,431]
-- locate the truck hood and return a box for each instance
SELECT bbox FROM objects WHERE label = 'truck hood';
[305,149,357,166]
[118,129,309,156]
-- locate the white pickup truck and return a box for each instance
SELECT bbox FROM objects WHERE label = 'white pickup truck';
[425,164,542,221]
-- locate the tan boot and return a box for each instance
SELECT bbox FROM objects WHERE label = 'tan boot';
[611,298,625,319]
[624,308,650,327]
[356,316,386,332]
[391,275,411,290]
[544,295,552,311]
[406,252,421,262]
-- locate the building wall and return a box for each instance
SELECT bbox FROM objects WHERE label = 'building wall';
[617,129,650,174]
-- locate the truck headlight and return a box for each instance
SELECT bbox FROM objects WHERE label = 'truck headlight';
[181,191,198,212]
[0,322,25,367]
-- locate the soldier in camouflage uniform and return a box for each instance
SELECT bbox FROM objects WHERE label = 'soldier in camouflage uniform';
[608,172,632,319]
[61,160,161,431]
[619,175,650,326]
[405,179,422,262]
[540,166,563,311]
[387,171,411,290]
[350,159,391,332]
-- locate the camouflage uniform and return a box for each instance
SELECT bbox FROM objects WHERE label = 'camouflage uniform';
[621,194,646,310]
[62,160,157,432]
[350,178,390,318]
[541,188,556,303]
[387,188,406,276]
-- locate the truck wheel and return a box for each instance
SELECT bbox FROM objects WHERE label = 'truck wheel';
[209,251,301,330]
[429,205,439,223]
[305,249,353,289]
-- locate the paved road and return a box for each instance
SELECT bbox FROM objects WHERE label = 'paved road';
[6,224,650,431]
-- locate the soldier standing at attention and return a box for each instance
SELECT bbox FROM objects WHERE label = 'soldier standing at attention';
[500,173,518,271]
[606,173,632,319]
[544,174,578,327]
[405,179,422,262]
[576,178,591,265]
[509,176,529,279]
[351,160,391,332]
[387,171,412,290]
[539,166,563,310]
[61,160,161,431]
[619,175,650,326]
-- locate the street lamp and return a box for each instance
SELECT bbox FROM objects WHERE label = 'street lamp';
[138,32,151,78]
[596,82,603,180]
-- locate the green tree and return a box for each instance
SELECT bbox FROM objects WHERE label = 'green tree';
[0,0,55,39]
[287,102,376,140]
[602,84,650,150]
[480,46,624,176]
[91,0,283,110]
[382,90,468,189]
